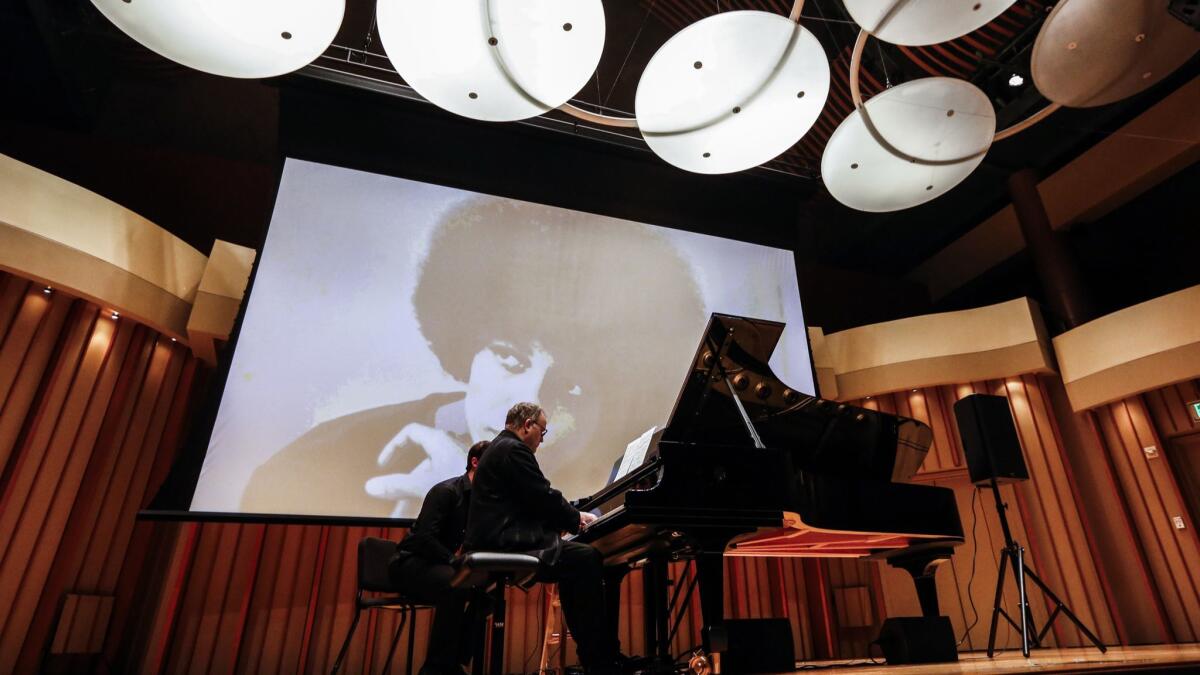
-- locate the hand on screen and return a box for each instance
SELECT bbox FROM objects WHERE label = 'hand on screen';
[364,422,467,516]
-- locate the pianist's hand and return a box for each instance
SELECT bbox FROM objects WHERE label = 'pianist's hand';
[364,423,467,517]
[579,511,598,531]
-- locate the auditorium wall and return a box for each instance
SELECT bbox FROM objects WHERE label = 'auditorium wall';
[3,266,1200,673]
[0,271,202,674]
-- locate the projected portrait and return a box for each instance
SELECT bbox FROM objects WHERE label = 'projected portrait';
[240,197,706,517]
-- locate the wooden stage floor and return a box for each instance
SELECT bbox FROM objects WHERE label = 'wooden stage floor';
[786,644,1200,674]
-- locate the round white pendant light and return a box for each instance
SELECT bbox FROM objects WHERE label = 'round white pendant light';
[1032,0,1200,108]
[842,0,1018,47]
[822,77,995,213]
[91,0,345,79]
[635,11,830,175]
[376,0,606,122]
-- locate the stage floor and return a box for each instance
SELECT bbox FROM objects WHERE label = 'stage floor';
[789,644,1200,673]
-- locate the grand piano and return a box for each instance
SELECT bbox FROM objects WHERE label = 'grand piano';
[569,314,964,671]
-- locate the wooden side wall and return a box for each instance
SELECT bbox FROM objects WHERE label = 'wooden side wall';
[0,272,200,674]
[3,268,1200,673]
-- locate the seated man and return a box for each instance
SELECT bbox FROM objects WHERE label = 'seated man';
[389,440,489,675]
[465,402,620,674]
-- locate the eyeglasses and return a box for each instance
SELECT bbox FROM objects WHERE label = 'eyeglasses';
[529,419,548,440]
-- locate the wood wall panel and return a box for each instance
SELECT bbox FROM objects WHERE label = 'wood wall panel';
[100,523,835,673]
[3,262,1200,673]
[865,377,1121,653]
[1144,379,1200,439]
[1093,394,1200,641]
[0,269,200,675]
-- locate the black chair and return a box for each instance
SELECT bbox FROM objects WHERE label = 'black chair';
[331,537,432,675]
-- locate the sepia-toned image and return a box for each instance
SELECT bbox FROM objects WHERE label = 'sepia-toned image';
[190,159,813,519]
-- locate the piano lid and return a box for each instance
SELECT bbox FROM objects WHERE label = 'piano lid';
[661,313,933,483]
[662,314,792,444]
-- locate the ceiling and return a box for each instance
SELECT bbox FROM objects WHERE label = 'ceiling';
[1,0,1196,289]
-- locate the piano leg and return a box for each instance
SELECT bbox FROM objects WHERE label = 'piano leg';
[695,550,728,655]
[887,548,954,618]
[604,564,630,659]
[642,555,673,663]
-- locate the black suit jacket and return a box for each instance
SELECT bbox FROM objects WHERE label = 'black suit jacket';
[464,430,580,562]
[394,472,471,566]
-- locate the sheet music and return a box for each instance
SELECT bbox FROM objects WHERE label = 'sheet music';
[614,425,657,481]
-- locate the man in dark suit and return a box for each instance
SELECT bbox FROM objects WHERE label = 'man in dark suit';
[465,402,620,674]
[389,440,489,675]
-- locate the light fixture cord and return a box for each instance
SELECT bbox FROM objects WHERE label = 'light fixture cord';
[875,40,891,87]
[602,0,657,108]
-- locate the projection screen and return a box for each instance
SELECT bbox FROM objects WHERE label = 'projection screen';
[189,159,815,519]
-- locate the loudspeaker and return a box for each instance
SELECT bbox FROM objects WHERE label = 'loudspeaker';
[723,619,795,673]
[875,616,958,665]
[954,394,1029,486]
[1169,0,1200,30]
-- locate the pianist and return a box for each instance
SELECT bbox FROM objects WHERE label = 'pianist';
[389,440,489,675]
[466,403,622,674]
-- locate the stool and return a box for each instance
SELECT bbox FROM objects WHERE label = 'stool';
[330,537,433,675]
[449,552,540,675]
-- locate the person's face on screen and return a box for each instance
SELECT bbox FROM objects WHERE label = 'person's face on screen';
[465,340,554,442]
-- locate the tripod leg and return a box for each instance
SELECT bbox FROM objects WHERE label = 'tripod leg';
[1015,546,1031,657]
[1023,567,1108,653]
[1013,548,1041,650]
[987,550,1009,658]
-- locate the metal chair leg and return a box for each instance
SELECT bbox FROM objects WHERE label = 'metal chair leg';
[406,606,419,673]
[331,606,363,675]
[382,607,410,674]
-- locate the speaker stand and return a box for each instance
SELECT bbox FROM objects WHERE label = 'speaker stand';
[983,476,1107,657]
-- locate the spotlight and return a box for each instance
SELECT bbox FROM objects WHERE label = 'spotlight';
[43,286,52,294]
[1008,73,1025,87]
[111,312,120,320]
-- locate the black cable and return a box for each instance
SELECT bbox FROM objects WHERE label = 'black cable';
[523,588,547,674]
[957,486,983,648]
[674,644,700,664]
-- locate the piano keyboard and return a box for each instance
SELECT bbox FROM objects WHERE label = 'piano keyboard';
[565,504,626,541]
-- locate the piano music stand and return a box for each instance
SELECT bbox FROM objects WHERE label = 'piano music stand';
[983,473,1107,658]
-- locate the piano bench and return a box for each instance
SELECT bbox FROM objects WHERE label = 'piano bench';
[449,551,540,588]
[450,552,541,675]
